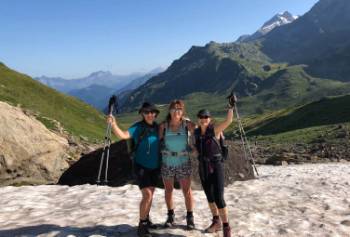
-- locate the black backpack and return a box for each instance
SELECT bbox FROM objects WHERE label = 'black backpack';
[195,126,229,161]
[127,121,156,159]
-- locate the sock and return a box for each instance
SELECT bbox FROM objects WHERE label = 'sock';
[223,222,229,228]
[168,209,174,215]
[187,211,193,217]
[213,215,220,220]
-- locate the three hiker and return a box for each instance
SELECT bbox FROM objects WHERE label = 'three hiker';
[106,98,235,237]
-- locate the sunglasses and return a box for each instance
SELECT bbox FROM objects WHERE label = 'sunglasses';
[199,116,210,119]
[170,108,183,113]
[143,111,156,115]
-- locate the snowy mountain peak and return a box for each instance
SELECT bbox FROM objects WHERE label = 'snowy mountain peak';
[236,11,298,42]
[260,11,298,34]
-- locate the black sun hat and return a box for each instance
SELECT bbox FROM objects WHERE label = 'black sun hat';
[138,102,160,115]
[197,109,211,118]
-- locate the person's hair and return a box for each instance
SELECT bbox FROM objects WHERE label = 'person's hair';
[165,99,186,123]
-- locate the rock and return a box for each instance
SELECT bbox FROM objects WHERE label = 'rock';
[0,101,69,186]
[340,220,350,226]
[278,228,288,235]
[58,140,256,189]
[336,131,348,139]
[79,135,89,142]
[68,136,78,146]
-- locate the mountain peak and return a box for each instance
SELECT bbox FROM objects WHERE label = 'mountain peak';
[88,71,112,78]
[260,11,298,34]
[237,11,298,42]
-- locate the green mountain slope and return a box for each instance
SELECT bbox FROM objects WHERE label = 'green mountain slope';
[0,62,106,141]
[238,65,350,114]
[247,94,350,136]
[180,65,350,117]
[125,42,275,109]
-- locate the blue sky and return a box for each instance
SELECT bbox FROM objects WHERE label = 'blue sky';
[0,0,319,78]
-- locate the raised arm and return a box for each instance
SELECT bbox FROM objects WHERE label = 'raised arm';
[214,108,234,137]
[107,115,131,140]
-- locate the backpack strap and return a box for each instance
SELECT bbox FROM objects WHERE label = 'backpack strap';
[133,122,150,154]
[211,133,223,154]
[207,125,224,156]
[183,119,191,149]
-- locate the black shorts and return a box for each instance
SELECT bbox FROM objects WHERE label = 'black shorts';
[134,164,160,189]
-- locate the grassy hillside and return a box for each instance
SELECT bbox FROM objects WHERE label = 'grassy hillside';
[248,94,350,135]
[235,65,350,115]
[0,63,106,142]
[240,94,350,143]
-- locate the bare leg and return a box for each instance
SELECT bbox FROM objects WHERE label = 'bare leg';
[208,202,219,216]
[139,187,154,220]
[146,187,155,216]
[218,207,229,223]
[163,178,174,210]
[179,177,194,211]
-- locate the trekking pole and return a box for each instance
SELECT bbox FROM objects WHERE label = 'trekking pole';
[96,95,118,185]
[227,91,259,176]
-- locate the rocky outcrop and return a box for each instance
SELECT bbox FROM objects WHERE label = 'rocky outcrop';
[252,128,350,165]
[0,102,69,186]
[58,140,256,189]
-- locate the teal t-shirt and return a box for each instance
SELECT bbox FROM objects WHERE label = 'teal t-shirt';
[128,121,159,169]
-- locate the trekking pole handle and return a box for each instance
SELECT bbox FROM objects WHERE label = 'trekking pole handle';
[108,95,118,115]
[227,90,237,108]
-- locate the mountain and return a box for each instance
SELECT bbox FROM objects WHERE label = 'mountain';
[124,42,271,109]
[238,65,350,115]
[237,11,298,42]
[116,67,164,94]
[35,71,142,93]
[260,0,350,81]
[114,68,164,109]
[123,0,350,114]
[68,68,163,111]
[68,84,116,110]
[0,62,105,141]
[248,94,350,137]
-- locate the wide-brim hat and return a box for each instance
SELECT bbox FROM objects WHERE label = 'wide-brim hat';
[197,109,211,118]
[138,102,160,115]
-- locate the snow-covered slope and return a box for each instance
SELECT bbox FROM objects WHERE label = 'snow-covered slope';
[1,163,350,236]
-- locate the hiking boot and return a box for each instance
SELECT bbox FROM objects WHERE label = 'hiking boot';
[164,213,175,228]
[137,221,152,237]
[146,216,158,229]
[205,216,221,233]
[223,225,231,237]
[186,215,195,230]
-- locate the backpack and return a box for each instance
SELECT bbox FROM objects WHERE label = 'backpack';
[194,126,229,161]
[126,121,153,159]
[160,119,192,153]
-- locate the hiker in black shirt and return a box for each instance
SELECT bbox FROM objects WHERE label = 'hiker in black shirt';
[194,107,234,237]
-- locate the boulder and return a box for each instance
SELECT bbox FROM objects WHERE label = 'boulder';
[0,102,69,186]
[58,140,256,189]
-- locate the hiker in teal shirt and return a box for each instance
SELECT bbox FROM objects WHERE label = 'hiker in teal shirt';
[107,102,160,237]
[128,121,159,169]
